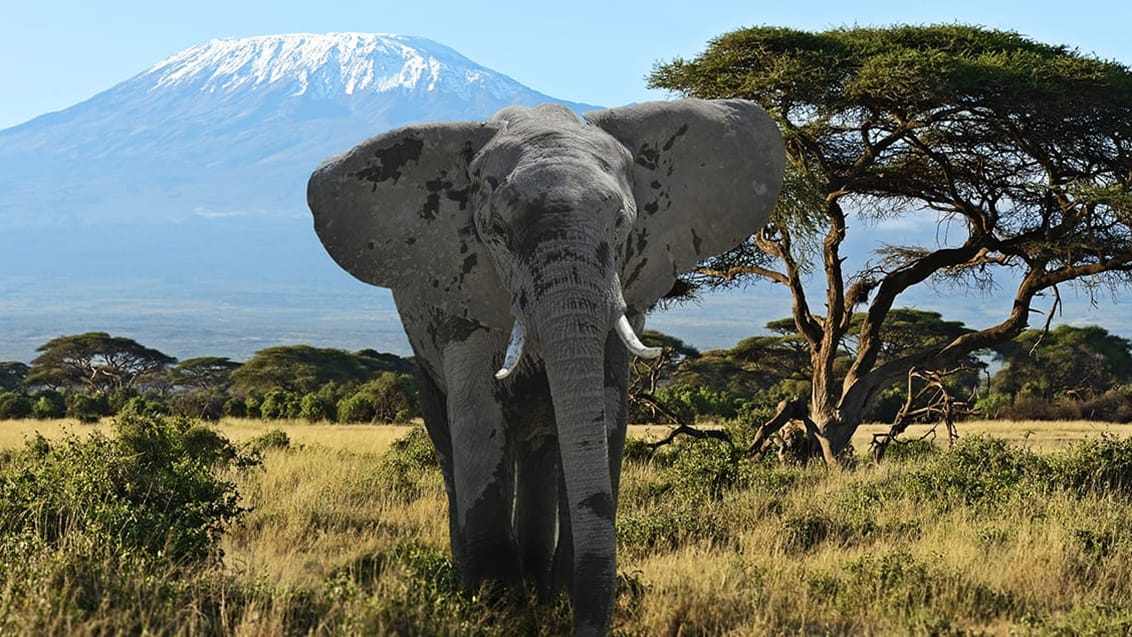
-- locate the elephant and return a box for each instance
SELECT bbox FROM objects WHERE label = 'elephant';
[308,98,784,635]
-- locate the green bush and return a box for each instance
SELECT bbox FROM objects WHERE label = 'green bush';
[1046,434,1132,496]
[666,438,748,500]
[260,389,302,419]
[300,392,336,422]
[0,391,32,419]
[245,428,292,454]
[0,413,255,566]
[899,436,1040,508]
[65,392,111,423]
[30,391,66,419]
[337,373,419,424]
[377,426,439,501]
[118,394,169,418]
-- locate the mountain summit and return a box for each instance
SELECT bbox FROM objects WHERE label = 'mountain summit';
[145,33,525,101]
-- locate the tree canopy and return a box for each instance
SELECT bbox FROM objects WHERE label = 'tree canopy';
[651,24,1132,460]
[229,345,415,397]
[27,332,176,394]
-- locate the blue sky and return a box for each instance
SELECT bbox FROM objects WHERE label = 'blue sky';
[2,0,1130,130]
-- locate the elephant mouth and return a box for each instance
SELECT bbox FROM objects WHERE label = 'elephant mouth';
[493,313,660,380]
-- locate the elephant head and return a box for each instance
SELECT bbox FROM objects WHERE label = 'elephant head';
[308,99,784,634]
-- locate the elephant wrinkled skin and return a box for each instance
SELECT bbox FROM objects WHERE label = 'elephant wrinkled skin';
[308,99,784,635]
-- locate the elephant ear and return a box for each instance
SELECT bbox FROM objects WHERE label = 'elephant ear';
[585,99,785,313]
[308,120,511,329]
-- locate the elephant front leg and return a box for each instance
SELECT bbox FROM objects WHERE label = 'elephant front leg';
[412,362,465,567]
[442,332,520,588]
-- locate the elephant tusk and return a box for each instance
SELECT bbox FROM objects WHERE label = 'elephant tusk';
[494,321,527,380]
[615,314,662,359]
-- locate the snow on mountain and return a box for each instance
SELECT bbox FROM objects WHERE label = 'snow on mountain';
[145,33,521,101]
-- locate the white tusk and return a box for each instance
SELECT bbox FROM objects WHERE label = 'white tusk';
[615,314,662,359]
[494,321,527,380]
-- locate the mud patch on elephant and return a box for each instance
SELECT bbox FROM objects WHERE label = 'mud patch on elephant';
[354,136,424,184]
[579,492,615,521]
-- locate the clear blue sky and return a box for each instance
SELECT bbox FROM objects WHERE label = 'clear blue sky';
[2,0,1130,130]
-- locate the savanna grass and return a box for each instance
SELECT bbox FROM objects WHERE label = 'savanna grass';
[3,419,1132,634]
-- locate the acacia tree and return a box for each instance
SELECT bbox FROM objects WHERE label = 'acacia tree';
[651,25,1132,461]
[26,332,176,394]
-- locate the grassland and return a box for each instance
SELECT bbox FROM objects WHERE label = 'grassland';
[3,417,1132,634]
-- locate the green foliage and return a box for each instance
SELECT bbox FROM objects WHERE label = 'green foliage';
[230,345,413,397]
[377,426,439,501]
[30,391,65,419]
[65,391,110,423]
[245,428,292,454]
[0,361,29,392]
[259,388,302,419]
[0,413,254,566]
[898,436,1040,508]
[300,392,336,422]
[337,373,419,424]
[1046,435,1132,497]
[993,325,1132,402]
[0,391,32,419]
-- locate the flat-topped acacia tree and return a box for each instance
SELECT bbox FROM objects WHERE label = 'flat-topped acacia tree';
[650,25,1132,462]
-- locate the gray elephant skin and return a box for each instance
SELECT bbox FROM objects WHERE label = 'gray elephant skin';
[308,98,784,635]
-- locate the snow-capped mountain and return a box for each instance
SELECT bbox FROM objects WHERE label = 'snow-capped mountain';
[0,33,595,227]
[0,34,599,361]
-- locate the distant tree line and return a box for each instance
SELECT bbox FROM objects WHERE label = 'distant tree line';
[0,332,418,423]
[3,318,1131,426]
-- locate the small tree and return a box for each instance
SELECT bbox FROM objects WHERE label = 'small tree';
[652,25,1132,461]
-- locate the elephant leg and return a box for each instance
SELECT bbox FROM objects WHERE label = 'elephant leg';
[513,431,560,599]
[412,362,465,567]
[442,330,520,588]
[502,367,560,598]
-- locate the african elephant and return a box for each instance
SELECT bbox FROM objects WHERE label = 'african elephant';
[308,99,784,635]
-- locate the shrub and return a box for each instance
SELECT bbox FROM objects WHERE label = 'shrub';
[644,438,749,501]
[30,391,65,419]
[0,391,32,419]
[245,428,292,454]
[169,391,225,421]
[260,389,302,420]
[0,413,254,566]
[899,436,1040,508]
[118,394,169,418]
[1046,434,1132,496]
[300,392,336,422]
[337,373,418,424]
[377,426,438,501]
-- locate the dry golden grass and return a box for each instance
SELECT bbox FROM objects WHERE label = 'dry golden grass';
[5,416,1132,633]
[4,417,1126,453]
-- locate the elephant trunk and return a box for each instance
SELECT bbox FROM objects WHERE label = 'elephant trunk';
[536,306,616,634]
[520,243,620,634]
